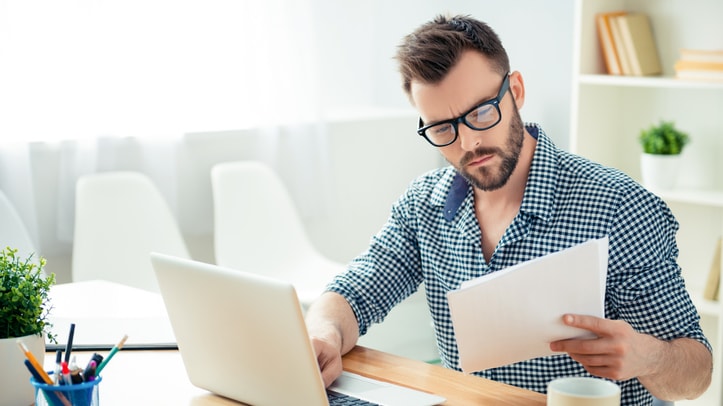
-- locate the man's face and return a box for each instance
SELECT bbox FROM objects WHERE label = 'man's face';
[411,51,525,191]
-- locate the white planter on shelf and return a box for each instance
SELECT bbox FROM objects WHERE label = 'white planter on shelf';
[0,333,45,406]
[640,153,682,191]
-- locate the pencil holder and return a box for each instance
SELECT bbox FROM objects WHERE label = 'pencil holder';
[30,374,102,406]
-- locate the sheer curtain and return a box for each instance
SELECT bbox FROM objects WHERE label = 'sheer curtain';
[0,0,329,258]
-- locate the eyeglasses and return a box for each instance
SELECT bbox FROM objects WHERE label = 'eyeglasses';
[417,73,510,147]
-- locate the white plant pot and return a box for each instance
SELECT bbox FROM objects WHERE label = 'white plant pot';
[0,333,45,406]
[640,153,682,191]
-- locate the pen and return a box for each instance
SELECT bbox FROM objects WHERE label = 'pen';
[23,359,71,406]
[54,350,62,385]
[64,323,75,364]
[95,334,128,376]
[70,356,84,384]
[61,361,72,386]
[83,353,103,381]
[84,361,97,382]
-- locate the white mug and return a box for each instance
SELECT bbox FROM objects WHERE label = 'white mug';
[547,377,621,406]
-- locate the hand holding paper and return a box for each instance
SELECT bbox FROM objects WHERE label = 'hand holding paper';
[447,237,608,373]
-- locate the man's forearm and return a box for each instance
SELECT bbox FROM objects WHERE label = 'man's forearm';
[640,337,712,401]
[305,291,360,355]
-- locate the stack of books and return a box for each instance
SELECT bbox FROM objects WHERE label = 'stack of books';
[595,11,662,76]
[674,49,723,82]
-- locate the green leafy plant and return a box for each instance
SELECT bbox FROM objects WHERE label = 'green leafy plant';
[0,247,56,342]
[639,120,690,155]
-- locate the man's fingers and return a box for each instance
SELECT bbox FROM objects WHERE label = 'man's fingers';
[562,314,610,335]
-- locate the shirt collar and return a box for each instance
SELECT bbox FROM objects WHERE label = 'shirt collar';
[440,122,556,222]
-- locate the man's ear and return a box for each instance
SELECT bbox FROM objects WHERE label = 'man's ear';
[508,71,525,110]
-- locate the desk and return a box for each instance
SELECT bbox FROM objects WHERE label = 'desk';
[44,346,545,405]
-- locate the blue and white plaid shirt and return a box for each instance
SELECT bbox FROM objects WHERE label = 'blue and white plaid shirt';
[327,123,710,405]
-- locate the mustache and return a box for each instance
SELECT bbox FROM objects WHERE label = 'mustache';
[460,147,500,166]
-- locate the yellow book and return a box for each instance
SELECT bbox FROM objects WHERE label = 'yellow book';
[608,15,633,75]
[615,13,662,76]
[679,48,723,64]
[703,237,722,301]
[674,60,723,71]
[596,11,627,75]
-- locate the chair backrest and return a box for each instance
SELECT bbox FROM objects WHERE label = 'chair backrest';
[211,161,318,272]
[72,171,190,292]
[0,190,38,262]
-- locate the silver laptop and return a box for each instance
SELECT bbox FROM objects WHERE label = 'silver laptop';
[150,253,445,406]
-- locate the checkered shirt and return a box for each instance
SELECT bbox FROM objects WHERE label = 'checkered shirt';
[326,123,711,405]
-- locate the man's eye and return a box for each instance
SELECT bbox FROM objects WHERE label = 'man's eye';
[469,105,496,123]
[432,124,453,135]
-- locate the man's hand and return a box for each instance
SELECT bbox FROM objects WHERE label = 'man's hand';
[550,314,712,401]
[549,314,658,381]
[311,335,344,388]
[305,292,361,387]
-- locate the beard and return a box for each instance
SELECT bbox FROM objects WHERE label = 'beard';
[453,103,525,191]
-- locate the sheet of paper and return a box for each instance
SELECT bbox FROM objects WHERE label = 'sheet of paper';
[447,237,608,373]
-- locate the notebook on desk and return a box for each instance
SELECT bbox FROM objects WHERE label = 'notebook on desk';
[150,253,446,406]
[46,280,177,351]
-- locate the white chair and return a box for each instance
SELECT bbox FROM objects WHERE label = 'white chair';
[211,161,344,307]
[72,171,190,292]
[0,190,38,262]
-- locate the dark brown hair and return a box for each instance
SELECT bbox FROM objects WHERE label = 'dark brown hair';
[395,14,510,97]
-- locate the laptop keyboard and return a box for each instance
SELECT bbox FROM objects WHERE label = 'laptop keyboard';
[327,390,380,405]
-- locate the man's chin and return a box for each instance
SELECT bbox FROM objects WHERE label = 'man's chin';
[461,170,508,192]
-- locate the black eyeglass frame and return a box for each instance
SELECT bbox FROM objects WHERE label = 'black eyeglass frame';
[416,73,511,147]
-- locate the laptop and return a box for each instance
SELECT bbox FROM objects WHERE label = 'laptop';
[150,252,446,406]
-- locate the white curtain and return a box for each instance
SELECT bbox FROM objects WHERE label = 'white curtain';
[0,0,329,257]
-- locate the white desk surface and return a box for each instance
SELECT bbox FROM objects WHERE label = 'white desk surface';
[47,280,176,350]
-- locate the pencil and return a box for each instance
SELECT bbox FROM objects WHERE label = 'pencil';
[95,334,128,376]
[17,341,52,385]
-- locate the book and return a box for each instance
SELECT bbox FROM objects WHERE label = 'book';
[608,14,633,75]
[615,13,662,76]
[679,48,723,64]
[674,60,723,72]
[703,237,722,301]
[675,61,723,82]
[595,11,626,75]
[675,70,723,82]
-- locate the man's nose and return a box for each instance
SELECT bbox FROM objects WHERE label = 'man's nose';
[457,122,481,151]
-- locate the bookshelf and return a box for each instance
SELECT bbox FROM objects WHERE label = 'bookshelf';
[571,1,723,404]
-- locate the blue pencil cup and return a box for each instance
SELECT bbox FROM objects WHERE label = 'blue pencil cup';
[30,374,102,406]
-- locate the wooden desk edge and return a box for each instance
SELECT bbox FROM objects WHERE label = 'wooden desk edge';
[343,346,546,405]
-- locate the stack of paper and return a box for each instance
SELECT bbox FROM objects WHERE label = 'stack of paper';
[447,237,608,373]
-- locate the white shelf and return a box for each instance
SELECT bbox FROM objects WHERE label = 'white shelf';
[691,289,720,317]
[656,189,723,208]
[579,74,723,90]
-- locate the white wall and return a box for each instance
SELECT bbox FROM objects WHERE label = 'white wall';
[312,0,575,148]
[38,1,576,283]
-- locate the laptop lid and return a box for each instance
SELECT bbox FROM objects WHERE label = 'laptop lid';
[151,252,329,405]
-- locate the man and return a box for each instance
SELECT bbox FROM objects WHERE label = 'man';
[305,14,712,405]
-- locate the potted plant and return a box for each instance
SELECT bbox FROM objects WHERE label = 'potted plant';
[0,247,56,406]
[639,120,690,191]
